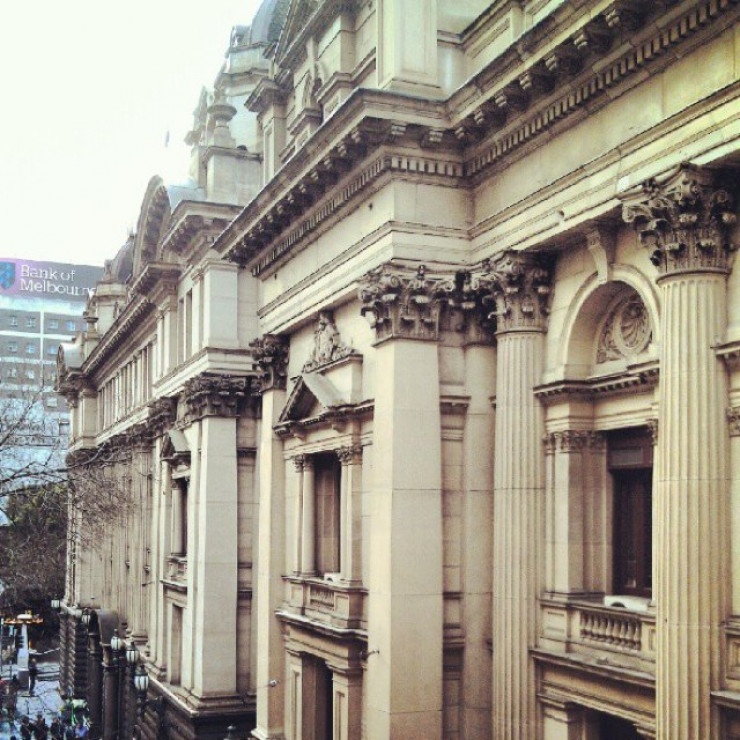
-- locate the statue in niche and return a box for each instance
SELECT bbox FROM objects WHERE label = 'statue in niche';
[303,311,352,372]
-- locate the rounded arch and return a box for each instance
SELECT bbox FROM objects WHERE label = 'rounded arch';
[558,265,660,377]
[133,175,171,277]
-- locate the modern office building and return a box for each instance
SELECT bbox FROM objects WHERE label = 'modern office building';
[57,1,740,739]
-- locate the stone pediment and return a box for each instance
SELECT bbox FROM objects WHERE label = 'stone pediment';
[278,372,347,425]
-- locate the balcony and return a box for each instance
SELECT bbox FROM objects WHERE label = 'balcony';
[539,597,656,675]
[165,556,188,584]
[282,576,365,631]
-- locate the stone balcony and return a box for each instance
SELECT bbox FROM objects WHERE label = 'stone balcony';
[283,576,365,632]
[165,555,188,585]
[539,597,656,675]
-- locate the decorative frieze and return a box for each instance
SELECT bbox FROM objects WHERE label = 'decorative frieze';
[303,311,354,372]
[543,430,605,454]
[597,294,652,363]
[182,373,251,419]
[358,263,495,343]
[249,334,289,391]
[622,164,737,277]
[483,251,553,333]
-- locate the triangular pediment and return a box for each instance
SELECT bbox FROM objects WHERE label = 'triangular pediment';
[278,372,347,424]
[161,429,191,467]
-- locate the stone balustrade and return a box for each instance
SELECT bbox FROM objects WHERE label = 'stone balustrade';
[283,576,365,631]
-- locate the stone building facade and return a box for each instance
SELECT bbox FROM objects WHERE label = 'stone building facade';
[59,1,740,739]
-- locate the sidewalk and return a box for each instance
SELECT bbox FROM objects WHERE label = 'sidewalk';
[0,662,61,740]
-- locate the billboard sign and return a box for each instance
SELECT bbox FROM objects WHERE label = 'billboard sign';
[0,258,102,302]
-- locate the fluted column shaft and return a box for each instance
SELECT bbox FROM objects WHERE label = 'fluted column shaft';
[655,271,729,739]
[492,328,545,740]
[301,458,316,576]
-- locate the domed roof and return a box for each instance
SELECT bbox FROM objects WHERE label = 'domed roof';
[249,0,290,46]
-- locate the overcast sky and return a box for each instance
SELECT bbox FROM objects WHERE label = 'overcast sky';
[0,0,263,267]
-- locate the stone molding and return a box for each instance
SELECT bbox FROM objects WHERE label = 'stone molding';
[181,372,251,420]
[147,397,178,436]
[303,311,354,372]
[543,430,605,454]
[622,163,737,277]
[249,334,290,391]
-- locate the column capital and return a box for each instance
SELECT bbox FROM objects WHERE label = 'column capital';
[336,444,362,465]
[358,263,495,344]
[482,251,554,333]
[292,454,307,471]
[182,372,252,419]
[250,334,289,391]
[621,163,737,278]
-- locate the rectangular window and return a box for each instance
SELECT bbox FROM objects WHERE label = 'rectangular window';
[608,430,653,598]
[8,341,18,353]
[49,319,59,330]
[8,315,18,327]
[314,453,341,577]
[171,478,189,557]
[6,367,18,378]
[65,320,76,332]
[26,316,37,329]
[25,369,35,380]
[25,343,35,355]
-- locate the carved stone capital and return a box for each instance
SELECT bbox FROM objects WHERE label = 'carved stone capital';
[182,373,250,419]
[303,311,354,372]
[146,397,178,436]
[336,444,362,465]
[250,334,289,391]
[728,408,740,437]
[622,164,737,277]
[544,430,605,453]
[358,263,495,344]
[482,251,553,333]
[293,454,307,471]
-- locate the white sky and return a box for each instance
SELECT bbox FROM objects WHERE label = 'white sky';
[0,0,263,267]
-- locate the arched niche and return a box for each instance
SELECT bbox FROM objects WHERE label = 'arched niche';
[558,267,660,381]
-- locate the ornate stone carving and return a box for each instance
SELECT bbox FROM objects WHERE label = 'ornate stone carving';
[727,408,740,437]
[147,397,178,436]
[336,444,363,465]
[250,334,289,391]
[182,373,250,419]
[303,311,353,372]
[544,430,605,453]
[482,251,553,332]
[358,264,494,343]
[293,454,307,471]
[622,163,737,276]
[597,293,652,363]
[646,418,659,445]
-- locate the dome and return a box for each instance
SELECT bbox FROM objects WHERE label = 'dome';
[248,0,290,46]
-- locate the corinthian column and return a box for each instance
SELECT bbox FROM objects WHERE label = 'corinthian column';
[623,165,735,739]
[488,252,552,740]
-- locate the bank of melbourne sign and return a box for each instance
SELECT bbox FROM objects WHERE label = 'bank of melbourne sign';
[0,258,102,302]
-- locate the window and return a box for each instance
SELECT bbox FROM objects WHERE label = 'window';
[25,369,35,380]
[314,453,341,577]
[65,320,76,332]
[49,319,59,330]
[6,367,18,378]
[608,430,653,598]
[26,316,36,329]
[8,341,18,353]
[171,478,189,557]
[25,343,35,355]
[47,345,57,356]
[8,315,18,327]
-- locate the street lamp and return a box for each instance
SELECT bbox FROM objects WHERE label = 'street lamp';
[81,608,92,629]
[126,640,140,667]
[110,629,125,653]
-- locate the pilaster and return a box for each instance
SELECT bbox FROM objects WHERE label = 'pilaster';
[361,264,444,738]
[250,335,289,740]
[488,251,552,740]
[622,164,735,740]
[337,444,363,586]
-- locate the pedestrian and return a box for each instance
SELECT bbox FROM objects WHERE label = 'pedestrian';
[28,658,38,696]
[33,712,48,740]
[50,717,63,740]
[73,720,88,739]
[20,716,32,740]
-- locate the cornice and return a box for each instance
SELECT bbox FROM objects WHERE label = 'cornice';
[81,295,155,378]
[216,0,739,278]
